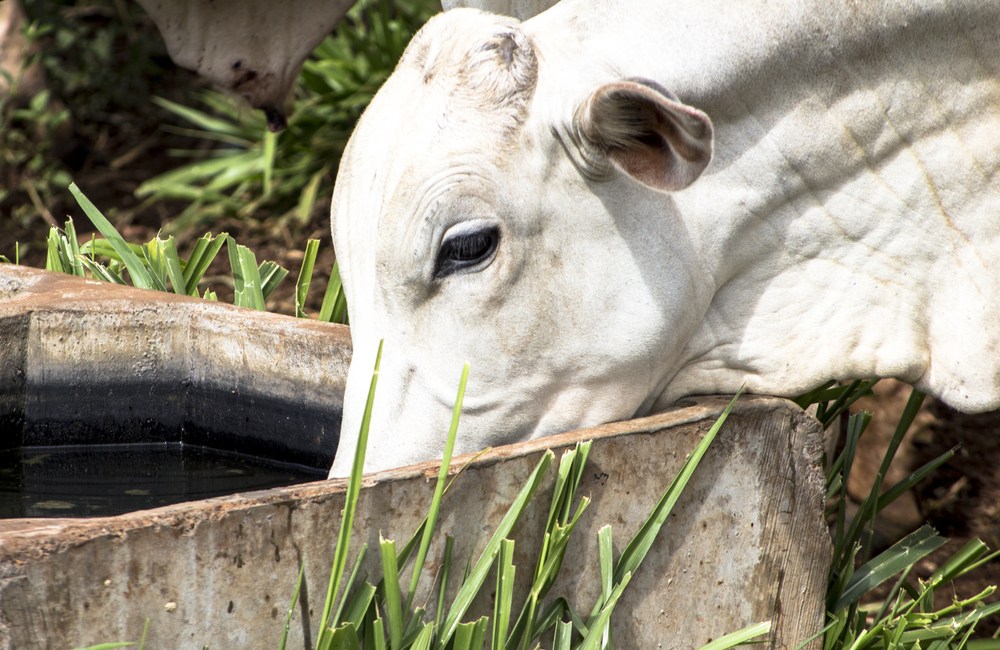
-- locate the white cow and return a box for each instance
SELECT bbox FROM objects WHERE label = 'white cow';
[136,0,357,130]
[328,0,1000,477]
[134,0,543,130]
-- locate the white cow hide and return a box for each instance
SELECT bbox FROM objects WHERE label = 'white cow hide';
[442,0,559,20]
[329,0,1000,477]
[136,0,356,130]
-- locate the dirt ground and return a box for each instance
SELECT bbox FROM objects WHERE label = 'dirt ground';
[3,2,1000,638]
[848,382,1000,632]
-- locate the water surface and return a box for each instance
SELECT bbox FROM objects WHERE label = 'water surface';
[0,442,326,518]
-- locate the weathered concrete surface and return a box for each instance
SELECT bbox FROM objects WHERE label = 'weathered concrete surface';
[0,393,829,649]
[0,265,350,468]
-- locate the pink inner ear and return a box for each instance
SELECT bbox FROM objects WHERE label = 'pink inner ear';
[611,147,679,190]
[580,80,714,192]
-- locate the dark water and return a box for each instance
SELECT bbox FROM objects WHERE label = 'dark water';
[0,443,327,518]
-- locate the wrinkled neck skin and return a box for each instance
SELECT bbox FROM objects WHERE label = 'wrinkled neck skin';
[330,1,1000,477]
[530,0,1000,406]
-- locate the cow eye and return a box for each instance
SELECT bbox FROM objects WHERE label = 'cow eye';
[435,226,500,278]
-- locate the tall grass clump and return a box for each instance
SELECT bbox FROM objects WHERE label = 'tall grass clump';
[20,182,348,323]
[78,371,763,650]
[134,0,438,229]
[797,381,1000,648]
[296,360,761,649]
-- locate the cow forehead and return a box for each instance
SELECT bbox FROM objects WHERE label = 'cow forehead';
[400,8,538,125]
[338,10,542,243]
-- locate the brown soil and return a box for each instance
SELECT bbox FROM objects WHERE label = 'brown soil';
[847,386,1000,633]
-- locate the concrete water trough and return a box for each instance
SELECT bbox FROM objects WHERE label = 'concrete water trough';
[0,265,831,648]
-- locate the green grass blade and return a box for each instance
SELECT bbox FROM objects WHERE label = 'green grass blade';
[183,232,228,296]
[160,237,187,295]
[596,525,614,649]
[152,95,249,138]
[837,388,926,571]
[319,261,348,324]
[527,598,588,643]
[344,581,377,632]
[471,617,489,649]
[578,571,632,650]
[333,542,369,628]
[205,153,264,191]
[371,617,386,650]
[259,260,289,301]
[227,239,248,305]
[68,183,163,291]
[815,379,878,429]
[875,447,956,515]
[319,341,383,634]
[296,239,321,318]
[279,562,307,650]
[454,617,488,650]
[531,499,590,605]
[72,645,135,650]
[511,443,592,648]
[324,623,361,650]
[553,620,573,650]
[228,240,266,310]
[831,412,868,562]
[545,448,577,535]
[598,526,613,605]
[136,151,259,198]
[77,255,126,284]
[63,218,85,276]
[406,364,470,611]
[262,129,277,195]
[142,239,168,288]
[697,621,772,650]
[380,535,404,650]
[45,227,67,273]
[834,525,947,611]
[402,607,428,646]
[409,623,436,650]
[435,536,454,632]
[297,170,325,224]
[610,390,741,589]
[927,538,991,586]
[437,449,555,649]
[492,539,516,650]
[80,238,139,263]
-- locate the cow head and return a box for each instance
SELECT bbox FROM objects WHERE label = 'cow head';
[328,9,714,477]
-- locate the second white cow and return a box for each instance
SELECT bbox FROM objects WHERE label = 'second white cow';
[329,0,1000,477]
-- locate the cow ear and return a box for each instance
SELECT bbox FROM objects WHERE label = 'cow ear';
[576,79,713,191]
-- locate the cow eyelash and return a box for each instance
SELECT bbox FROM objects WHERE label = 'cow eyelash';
[434,226,500,279]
